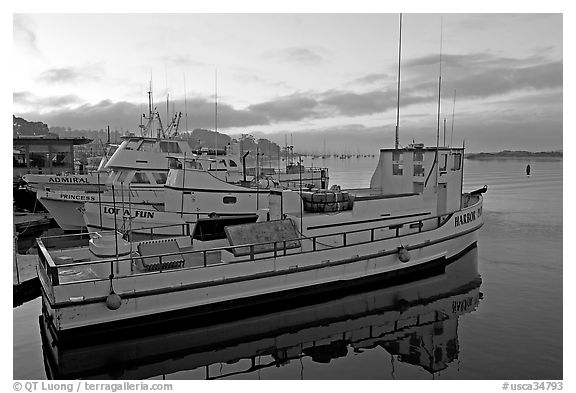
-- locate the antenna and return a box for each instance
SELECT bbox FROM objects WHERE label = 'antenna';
[215,68,218,172]
[443,118,446,147]
[435,16,443,191]
[395,13,403,149]
[183,73,189,133]
[450,89,456,148]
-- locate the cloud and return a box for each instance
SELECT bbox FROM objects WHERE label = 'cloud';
[13,14,40,55]
[15,96,269,131]
[37,65,104,84]
[350,73,390,85]
[247,94,319,122]
[14,50,562,139]
[263,46,325,65]
[14,91,84,109]
[399,52,562,101]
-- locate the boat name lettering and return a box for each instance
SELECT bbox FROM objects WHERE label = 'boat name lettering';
[102,206,154,219]
[48,177,89,184]
[452,296,476,313]
[59,194,96,202]
[454,211,477,227]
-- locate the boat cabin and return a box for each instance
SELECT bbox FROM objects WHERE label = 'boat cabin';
[369,145,464,216]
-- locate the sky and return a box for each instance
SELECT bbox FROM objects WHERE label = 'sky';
[12,12,563,153]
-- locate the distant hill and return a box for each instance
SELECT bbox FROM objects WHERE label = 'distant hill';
[466,150,562,160]
[13,115,51,137]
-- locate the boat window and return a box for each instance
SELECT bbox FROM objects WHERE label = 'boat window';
[223,196,237,204]
[452,153,462,171]
[117,171,131,183]
[393,163,403,175]
[219,159,227,167]
[138,141,155,152]
[439,154,447,172]
[413,182,424,194]
[168,158,182,169]
[413,164,425,177]
[413,151,424,162]
[185,160,203,170]
[125,139,140,150]
[392,151,402,162]
[133,172,150,184]
[159,141,182,154]
[229,159,238,167]
[152,172,168,184]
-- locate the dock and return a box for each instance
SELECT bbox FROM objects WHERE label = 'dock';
[14,212,54,235]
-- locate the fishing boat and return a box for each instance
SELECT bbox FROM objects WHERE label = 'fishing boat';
[40,246,481,379]
[37,140,486,336]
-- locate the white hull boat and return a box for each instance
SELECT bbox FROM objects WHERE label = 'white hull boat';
[37,143,486,336]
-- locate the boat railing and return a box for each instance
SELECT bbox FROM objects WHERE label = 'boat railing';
[36,202,484,288]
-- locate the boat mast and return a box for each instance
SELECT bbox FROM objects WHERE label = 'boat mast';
[215,68,218,171]
[395,13,403,150]
[435,16,443,191]
[184,73,189,133]
[450,89,456,148]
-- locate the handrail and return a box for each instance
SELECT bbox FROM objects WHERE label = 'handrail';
[39,194,482,285]
[44,198,481,271]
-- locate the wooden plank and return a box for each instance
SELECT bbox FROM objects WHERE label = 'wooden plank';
[13,253,39,286]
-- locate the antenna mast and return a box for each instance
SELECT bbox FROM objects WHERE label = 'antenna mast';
[395,13,403,150]
[450,90,456,148]
[215,68,218,172]
[184,74,189,133]
[435,16,443,191]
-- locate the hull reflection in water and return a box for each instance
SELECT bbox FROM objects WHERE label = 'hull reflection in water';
[40,247,481,380]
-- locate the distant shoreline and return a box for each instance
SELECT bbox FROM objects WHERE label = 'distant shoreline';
[466,151,562,161]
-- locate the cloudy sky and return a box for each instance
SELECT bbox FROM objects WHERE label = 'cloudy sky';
[13,13,562,153]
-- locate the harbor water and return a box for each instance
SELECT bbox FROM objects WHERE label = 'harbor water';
[13,156,563,380]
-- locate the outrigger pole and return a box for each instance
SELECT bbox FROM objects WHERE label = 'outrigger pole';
[395,13,403,150]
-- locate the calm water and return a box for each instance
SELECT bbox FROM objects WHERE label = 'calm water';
[13,156,563,380]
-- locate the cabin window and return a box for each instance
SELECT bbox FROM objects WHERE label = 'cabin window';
[125,139,140,150]
[223,196,237,204]
[392,151,402,162]
[185,160,203,170]
[159,141,182,154]
[439,154,447,172]
[413,151,424,162]
[413,182,424,194]
[168,158,182,169]
[117,171,131,183]
[229,160,238,167]
[132,172,150,184]
[452,153,462,171]
[393,163,403,175]
[138,141,155,152]
[414,164,425,177]
[219,159,227,167]
[152,172,168,184]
